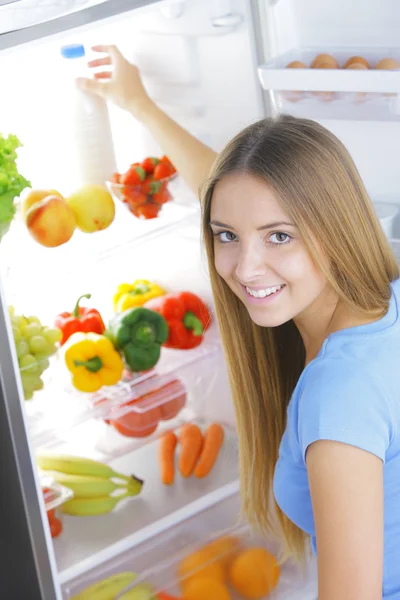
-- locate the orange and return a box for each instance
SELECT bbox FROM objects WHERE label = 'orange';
[229,547,280,599]
[178,549,225,590]
[182,578,231,600]
[202,535,242,570]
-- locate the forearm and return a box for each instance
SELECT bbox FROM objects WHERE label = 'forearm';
[138,101,217,197]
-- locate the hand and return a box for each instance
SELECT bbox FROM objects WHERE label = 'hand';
[76,45,153,120]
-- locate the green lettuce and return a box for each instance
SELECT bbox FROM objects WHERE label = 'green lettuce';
[0,133,31,225]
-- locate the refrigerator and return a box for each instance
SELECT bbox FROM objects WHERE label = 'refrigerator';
[0,0,399,597]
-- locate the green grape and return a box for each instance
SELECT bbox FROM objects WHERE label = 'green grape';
[23,389,34,400]
[16,339,29,359]
[21,373,43,391]
[45,343,58,357]
[34,354,50,373]
[8,305,15,317]
[19,316,28,330]
[29,335,47,354]
[12,326,22,343]
[19,354,38,373]
[27,316,41,325]
[21,322,41,338]
[11,315,21,328]
[42,327,62,345]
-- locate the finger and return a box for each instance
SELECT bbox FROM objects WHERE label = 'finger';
[93,71,112,80]
[91,44,121,58]
[75,76,107,96]
[87,56,112,68]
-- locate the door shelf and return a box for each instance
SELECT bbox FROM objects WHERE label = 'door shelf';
[54,423,240,585]
[62,487,318,600]
[258,47,400,121]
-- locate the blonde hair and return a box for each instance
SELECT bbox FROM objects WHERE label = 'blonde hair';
[201,114,399,560]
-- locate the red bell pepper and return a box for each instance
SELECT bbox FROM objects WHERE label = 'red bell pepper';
[145,291,211,350]
[55,294,105,346]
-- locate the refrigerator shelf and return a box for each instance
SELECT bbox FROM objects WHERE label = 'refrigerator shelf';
[62,487,318,600]
[54,423,240,585]
[26,337,221,453]
[258,46,400,121]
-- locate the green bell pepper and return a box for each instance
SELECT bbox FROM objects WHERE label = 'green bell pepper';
[107,307,169,372]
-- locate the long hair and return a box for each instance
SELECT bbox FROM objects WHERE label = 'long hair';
[201,114,399,560]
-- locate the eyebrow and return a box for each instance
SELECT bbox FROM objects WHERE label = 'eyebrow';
[209,220,295,231]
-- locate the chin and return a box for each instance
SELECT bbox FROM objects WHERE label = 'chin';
[246,307,290,328]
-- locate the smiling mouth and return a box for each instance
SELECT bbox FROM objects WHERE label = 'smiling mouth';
[245,284,285,299]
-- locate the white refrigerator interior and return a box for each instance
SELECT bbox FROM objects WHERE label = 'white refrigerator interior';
[1,0,400,597]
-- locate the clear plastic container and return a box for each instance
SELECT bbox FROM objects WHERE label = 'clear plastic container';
[60,44,117,191]
[41,474,73,541]
[258,46,400,121]
[63,489,318,600]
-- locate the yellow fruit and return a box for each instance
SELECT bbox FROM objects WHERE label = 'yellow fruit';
[229,547,280,599]
[178,549,225,590]
[202,535,242,570]
[66,184,115,233]
[21,188,63,220]
[182,578,231,600]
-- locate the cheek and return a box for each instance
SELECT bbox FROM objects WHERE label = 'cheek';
[274,247,322,284]
[214,246,235,280]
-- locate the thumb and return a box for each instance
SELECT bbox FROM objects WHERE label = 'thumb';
[75,76,105,97]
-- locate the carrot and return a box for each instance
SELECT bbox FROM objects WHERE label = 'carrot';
[194,423,224,478]
[158,430,178,485]
[178,423,204,478]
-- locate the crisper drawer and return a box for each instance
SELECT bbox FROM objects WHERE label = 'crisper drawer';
[63,488,318,600]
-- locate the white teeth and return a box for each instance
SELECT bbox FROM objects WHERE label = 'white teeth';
[245,284,283,298]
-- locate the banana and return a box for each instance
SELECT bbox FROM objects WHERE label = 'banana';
[119,583,157,599]
[61,485,143,516]
[71,571,137,600]
[36,453,133,483]
[48,472,129,498]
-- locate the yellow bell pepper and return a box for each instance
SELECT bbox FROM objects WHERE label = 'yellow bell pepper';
[64,332,124,393]
[113,279,166,313]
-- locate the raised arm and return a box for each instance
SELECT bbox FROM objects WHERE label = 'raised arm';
[76,45,217,196]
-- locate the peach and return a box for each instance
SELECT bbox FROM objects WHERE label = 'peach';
[26,195,76,248]
[21,189,63,220]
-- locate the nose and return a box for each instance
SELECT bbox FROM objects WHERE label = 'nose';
[234,239,268,283]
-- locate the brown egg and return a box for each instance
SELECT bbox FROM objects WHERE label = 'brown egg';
[311,53,339,69]
[285,61,307,102]
[344,63,368,102]
[343,56,371,69]
[286,60,307,69]
[375,58,400,70]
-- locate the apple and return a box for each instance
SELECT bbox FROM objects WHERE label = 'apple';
[26,195,76,248]
[66,184,115,233]
[21,188,63,220]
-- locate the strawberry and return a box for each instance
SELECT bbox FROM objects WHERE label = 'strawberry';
[153,162,174,180]
[110,172,120,184]
[141,156,160,174]
[153,182,171,205]
[137,202,161,219]
[160,155,177,174]
[141,178,162,195]
[121,165,146,186]
[123,187,147,207]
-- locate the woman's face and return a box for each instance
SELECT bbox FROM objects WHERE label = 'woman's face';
[210,172,328,328]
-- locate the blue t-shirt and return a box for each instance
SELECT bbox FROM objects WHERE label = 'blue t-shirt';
[274,278,400,600]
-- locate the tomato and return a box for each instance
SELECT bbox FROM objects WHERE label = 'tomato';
[47,509,55,523]
[136,203,161,219]
[109,377,186,438]
[153,162,173,180]
[142,156,160,174]
[50,518,63,538]
[121,165,146,186]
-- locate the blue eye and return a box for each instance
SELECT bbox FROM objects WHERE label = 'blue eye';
[215,231,238,243]
[269,232,291,245]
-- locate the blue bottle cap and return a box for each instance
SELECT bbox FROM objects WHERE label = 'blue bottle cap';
[60,44,86,59]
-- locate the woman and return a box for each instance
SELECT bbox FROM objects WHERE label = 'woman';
[80,47,400,599]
